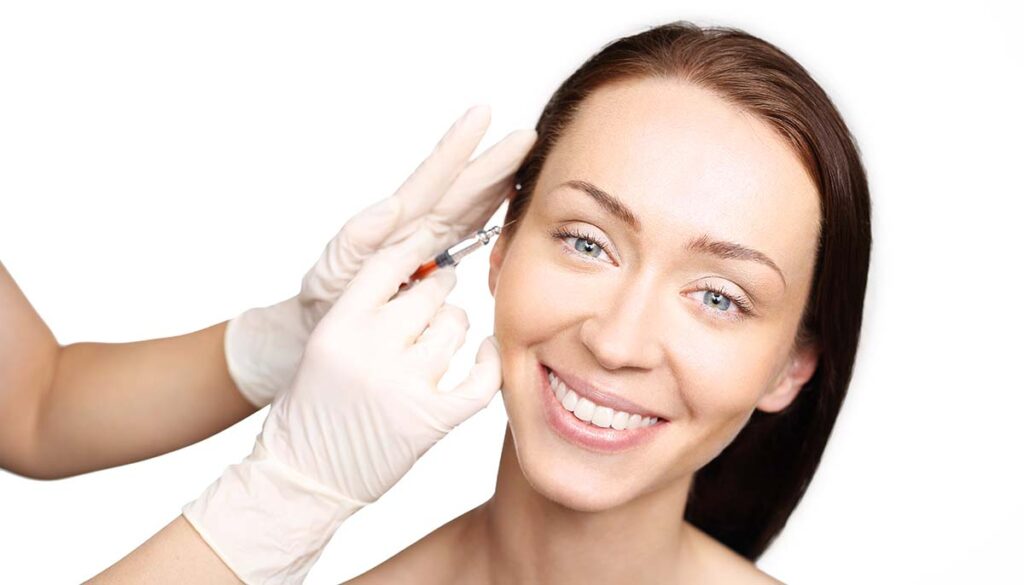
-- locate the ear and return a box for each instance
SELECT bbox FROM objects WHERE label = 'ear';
[756,342,819,413]
[487,232,509,298]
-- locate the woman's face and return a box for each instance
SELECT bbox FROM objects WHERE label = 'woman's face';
[487,78,822,512]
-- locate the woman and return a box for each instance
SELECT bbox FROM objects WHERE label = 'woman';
[343,21,871,584]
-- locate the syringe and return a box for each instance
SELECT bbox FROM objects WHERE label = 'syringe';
[395,219,517,295]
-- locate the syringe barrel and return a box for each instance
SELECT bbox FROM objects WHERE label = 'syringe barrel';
[445,238,484,265]
[444,227,501,266]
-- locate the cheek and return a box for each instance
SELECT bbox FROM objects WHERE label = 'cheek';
[492,234,586,352]
[672,330,785,420]
[659,328,790,469]
[492,250,553,350]
[491,239,561,418]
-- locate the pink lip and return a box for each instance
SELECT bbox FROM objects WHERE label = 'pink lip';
[545,364,669,421]
[538,362,667,454]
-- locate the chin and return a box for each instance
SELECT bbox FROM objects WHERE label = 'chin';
[522,455,642,513]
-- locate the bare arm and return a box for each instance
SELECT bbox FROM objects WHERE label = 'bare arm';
[0,261,257,479]
[85,515,243,584]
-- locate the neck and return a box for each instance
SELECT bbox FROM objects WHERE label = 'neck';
[462,425,699,585]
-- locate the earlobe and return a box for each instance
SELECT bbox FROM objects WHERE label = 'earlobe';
[757,343,819,413]
[487,235,507,297]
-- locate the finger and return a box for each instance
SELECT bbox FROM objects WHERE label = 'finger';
[379,266,457,347]
[426,128,538,240]
[329,227,445,317]
[326,103,495,256]
[300,196,403,306]
[379,127,537,251]
[406,302,469,385]
[430,336,503,429]
[388,105,492,230]
[301,105,488,306]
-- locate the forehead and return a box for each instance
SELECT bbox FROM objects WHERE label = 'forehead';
[538,78,821,280]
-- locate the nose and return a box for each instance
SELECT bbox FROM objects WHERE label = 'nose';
[579,272,665,371]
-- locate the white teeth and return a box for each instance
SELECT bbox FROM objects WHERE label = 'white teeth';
[572,397,596,423]
[611,411,630,430]
[627,413,643,429]
[591,406,614,428]
[560,388,579,411]
[548,371,564,401]
[548,368,660,429]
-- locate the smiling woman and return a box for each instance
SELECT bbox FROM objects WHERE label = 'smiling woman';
[344,20,870,585]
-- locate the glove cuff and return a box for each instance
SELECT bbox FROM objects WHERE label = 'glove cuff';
[225,296,311,408]
[182,437,367,585]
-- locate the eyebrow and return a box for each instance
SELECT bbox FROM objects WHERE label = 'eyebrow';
[557,179,788,288]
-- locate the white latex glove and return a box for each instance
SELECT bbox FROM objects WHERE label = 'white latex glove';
[226,104,535,407]
[183,227,503,584]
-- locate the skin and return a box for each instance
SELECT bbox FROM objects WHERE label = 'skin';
[0,261,256,480]
[0,262,249,582]
[345,78,821,584]
[85,516,242,584]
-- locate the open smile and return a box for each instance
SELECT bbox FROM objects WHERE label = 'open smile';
[538,362,667,454]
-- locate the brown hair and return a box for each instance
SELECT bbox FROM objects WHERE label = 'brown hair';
[501,21,871,560]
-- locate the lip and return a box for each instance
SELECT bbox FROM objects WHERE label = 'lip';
[538,362,667,454]
[544,364,669,421]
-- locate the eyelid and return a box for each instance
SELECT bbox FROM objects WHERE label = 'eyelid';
[551,223,617,264]
[690,279,755,320]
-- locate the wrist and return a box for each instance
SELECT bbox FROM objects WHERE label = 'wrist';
[182,436,366,584]
[225,297,311,408]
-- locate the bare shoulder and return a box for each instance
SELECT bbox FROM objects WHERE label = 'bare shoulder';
[686,523,786,585]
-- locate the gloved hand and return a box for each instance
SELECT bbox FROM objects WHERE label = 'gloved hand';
[225,104,535,407]
[183,227,503,584]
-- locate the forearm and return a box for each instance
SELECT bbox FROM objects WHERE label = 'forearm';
[29,321,258,478]
[86,515,244,584]
[1,261,258,478]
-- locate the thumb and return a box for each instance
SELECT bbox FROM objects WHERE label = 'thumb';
[433,336,503,428]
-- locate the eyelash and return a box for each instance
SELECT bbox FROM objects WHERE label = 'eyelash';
[550,225,615,263]
[549,225,755,320]
[696,279,754,318]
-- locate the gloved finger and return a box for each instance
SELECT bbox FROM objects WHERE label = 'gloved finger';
[430,336,503,429]
[299,195,403,308]
[383,126,537,247]
[327,228,444,319]
[300,105,488,307]
[379,267,458,348]
[384,105,491,238]
[406,302,469,385]
[329,104,499,256]
[415,128,537,243]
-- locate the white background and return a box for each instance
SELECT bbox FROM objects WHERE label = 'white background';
[1,2,1021,583]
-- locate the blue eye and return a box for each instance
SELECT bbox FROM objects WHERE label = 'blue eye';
[572,236,603,258]
[693,280,755,321]
[551,226,613,263]
[702,290,732,311]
